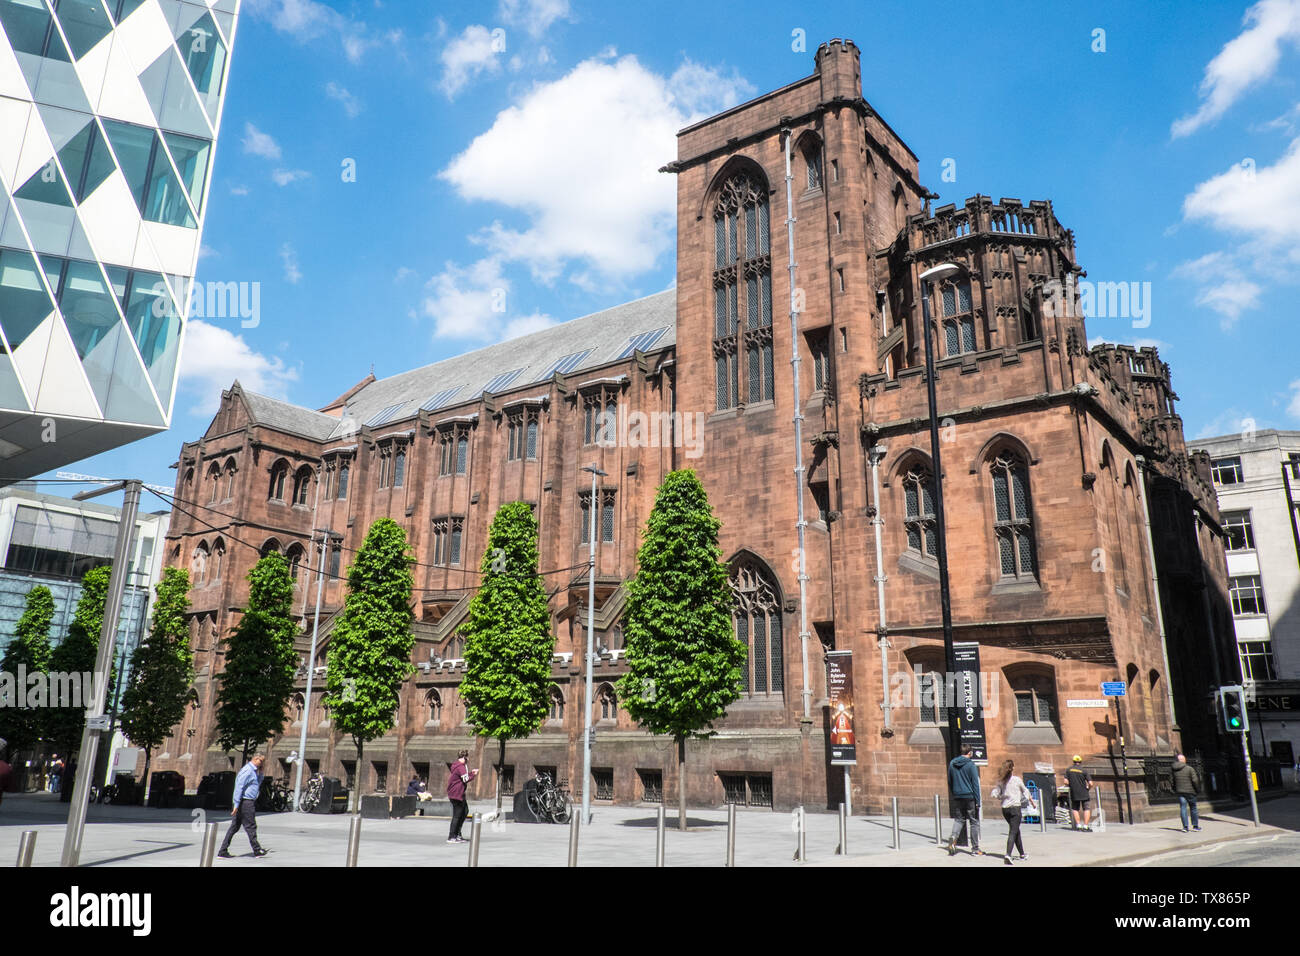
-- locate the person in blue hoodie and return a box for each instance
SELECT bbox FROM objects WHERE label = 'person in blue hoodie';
[946,744,982,856]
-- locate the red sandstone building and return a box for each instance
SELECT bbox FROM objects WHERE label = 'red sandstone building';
[156,41,1238,817]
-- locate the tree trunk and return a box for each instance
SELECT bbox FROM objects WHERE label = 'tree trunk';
[677,736,687,831]
[140,747,152,806]
[496,738,506,815]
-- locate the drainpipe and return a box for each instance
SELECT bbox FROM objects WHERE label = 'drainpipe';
[1134,456,1178,737]
[869,444,891,734]
[782,129,812,721]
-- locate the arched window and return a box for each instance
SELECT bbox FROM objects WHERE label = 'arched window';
[286,544,304,582]
[596,683,616,721]
[268,461,288,500]
[337,460,350,499]
[548,686,565,721]
[990,450,1035,579]
[1007,665,1058,731]
[192,541,209,586]
[222,459,237,499]
[902,463,937,558]
[260,538,281,558]
[730,557,783,695]
[292,466,312,506]
[455,436,468,475]
[393,448,406,487]
[712,170,772,410]
[932,276,976,357]
[426,688,442,726]
[211,538,226,583]
[803,142,823,190]
[290,692,305,725]
[206,462,221,503]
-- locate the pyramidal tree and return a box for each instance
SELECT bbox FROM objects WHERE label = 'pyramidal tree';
[0,585,56,756]
[216,551,299,763]
[616,469,744,830]
[324,518,415,812]
[460,501,555,815]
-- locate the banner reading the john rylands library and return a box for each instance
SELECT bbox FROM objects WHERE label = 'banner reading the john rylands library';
[826,650,857,765]
[952,642,988,764]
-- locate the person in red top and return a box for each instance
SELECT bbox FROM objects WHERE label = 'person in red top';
[445,749,478,844]
[0,738,11,809]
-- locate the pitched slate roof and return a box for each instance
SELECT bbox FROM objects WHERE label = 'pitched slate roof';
[238,290,676,443]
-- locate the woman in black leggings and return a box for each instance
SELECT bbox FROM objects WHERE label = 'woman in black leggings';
[989,759,1036,865]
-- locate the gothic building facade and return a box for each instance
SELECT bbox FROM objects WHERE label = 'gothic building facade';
[155,40,1237,817]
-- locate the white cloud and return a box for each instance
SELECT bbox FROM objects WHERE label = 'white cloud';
[1172,251,1263,328]
[1288,380,1300,418]
[178,319,299,415]
[394,266,417,282]
[325,81,362,118]
[1171,0,1300,138]
[280,243,302,284]
[497,0,570,38]
[439,54,753,289]
[1192,408,1259,440]
[1182,138,1300,242]
[439,24,504,98]
[241,122,281,160]
[271,168,311,186]
[420,256,552,341]
[229,184,250,196]
[244,0,396,63]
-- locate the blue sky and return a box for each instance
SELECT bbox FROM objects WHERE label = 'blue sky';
[57,0,1300,493]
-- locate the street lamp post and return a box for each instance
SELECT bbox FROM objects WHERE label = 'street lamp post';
[293,527,332,812]
[919,263,962,763]
[581,464,607,826]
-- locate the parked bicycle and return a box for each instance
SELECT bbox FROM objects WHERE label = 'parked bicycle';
[257,777,293,812]
[299,773,324,813]
[526,771,573,824]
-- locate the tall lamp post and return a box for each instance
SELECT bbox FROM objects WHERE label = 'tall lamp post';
[918,263,962,763]
[293,527,333,812]
[581,464,607,825]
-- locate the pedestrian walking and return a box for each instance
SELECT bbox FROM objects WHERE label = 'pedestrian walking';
[0,738,10,810]
[218,754,268,858]
[445,749,478,844]
[1065,756,1093,831]
[49,754,63,794]
[1171,753,1202,832]
[989,759,1035,865]
[946,744,982,856]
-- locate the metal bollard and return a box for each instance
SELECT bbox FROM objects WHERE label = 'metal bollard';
[467,815,482,867]
[790,806,800,868]
[345,815,361,867]
[16,830,37,867]
[198,822,218,867]
[892,796,901,850]
[934,794,943,844]
[837,802,848,855]
[726,802,736,867]
[655,804,665,867]
[567,811,580,867]
[1039,797,1048,833]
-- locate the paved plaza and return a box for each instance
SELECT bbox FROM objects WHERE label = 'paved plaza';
[2,792,1293,867]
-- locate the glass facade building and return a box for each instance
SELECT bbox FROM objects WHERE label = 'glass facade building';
[0,0,238,479]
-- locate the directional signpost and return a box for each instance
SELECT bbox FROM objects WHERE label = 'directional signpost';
[1103,681,1132,824]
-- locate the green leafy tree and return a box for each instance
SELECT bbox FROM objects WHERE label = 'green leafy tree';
[0,585,56,756]
[120,568,194,801]
[324,519,415,812]
[45,566,111,758]
[460,502,555,814]
[215,552,299,762]
[616,470,744,830]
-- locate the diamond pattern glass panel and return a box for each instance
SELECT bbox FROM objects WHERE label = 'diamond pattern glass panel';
[993,469,1010,521]
[961,316,975,353]
[958,282,971,312]
[943,286,956,316]
[1011,465,1028,518]
[999,533,1015,575]
[945,320,958,356]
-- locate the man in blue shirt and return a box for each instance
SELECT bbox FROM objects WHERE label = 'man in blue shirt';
[218,754,268,858]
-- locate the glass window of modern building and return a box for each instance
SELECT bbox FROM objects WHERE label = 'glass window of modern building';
[0,0,240,480]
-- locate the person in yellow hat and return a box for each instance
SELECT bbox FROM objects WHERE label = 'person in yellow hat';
[1064,756,1093,831]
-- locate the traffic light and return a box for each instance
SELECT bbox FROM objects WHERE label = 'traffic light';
[1219,685,1248,734]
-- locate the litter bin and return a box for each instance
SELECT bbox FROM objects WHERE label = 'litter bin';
[1024,772,1056,825]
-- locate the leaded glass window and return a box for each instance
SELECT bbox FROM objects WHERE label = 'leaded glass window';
[903,465,937,558]
[713,171,772,409]
[991,452,1035,579]
[939,278,976,357]
[730,558,783,696]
